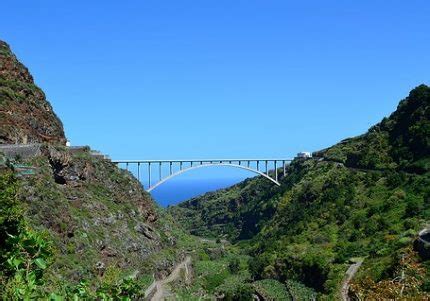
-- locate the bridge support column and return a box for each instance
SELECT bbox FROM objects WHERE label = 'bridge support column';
[148,163,151,187]
[283,160,286,176]
[275,161,278,182]
[159,162,162,181]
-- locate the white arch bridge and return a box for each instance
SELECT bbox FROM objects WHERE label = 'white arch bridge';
[112,159,293,192]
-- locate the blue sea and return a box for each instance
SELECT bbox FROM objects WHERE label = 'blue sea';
[150,177,246,207]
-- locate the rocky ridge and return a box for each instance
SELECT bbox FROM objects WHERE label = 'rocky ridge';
[0,40,66,144]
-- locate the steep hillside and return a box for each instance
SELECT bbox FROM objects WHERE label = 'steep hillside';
[0,41,193,299]
[171,85,430,299]
[0,41,65,144]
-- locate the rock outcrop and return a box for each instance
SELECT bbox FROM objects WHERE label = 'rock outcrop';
[0,40,66,144]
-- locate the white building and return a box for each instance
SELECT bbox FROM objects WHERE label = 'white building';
[296,151,312,159]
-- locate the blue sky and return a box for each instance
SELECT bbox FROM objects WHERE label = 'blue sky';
[1,1,429,194]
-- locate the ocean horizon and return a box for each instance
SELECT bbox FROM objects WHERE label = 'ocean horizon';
[150,177,248,207]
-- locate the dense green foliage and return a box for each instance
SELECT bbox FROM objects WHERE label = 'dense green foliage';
[253,279,291,301]
[171,85,430,299]
[0,168,54,299]
[168,175,287,241]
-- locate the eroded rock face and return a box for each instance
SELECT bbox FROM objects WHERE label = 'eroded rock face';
[0,40,66,144]
[43,146,90,185]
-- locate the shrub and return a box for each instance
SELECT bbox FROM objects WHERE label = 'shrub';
[228,257,240,274]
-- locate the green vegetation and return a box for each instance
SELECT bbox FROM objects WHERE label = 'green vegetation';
[171,85,430,299]
[172,243,256,300]
[168,175,285,241]
[253,279,291,301]
[0,170,44,299]
[0,166,151,299]
[285,280,317,300]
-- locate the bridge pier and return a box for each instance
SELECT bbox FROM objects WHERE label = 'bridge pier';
[283,160,286,176]
[148,163,151,187]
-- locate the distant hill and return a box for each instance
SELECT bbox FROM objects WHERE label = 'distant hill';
[170,85,430,298]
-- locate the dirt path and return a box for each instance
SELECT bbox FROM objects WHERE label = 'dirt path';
[147,256,192,301]
[198,237,229,244]
[341,258,364,301]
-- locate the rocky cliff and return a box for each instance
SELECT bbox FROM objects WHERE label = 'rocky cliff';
[0,40,66,144]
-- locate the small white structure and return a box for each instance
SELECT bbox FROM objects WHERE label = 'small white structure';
[66,140,71,147]
[296,151,312,159]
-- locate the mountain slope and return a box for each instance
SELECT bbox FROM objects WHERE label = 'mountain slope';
[319,84,430,173]
[171,85,430,299]
[168,176,287,240]
[0,41,192,299]
[0,41,66,144]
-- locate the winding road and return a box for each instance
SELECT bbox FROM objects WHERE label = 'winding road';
[146,256,192,301]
